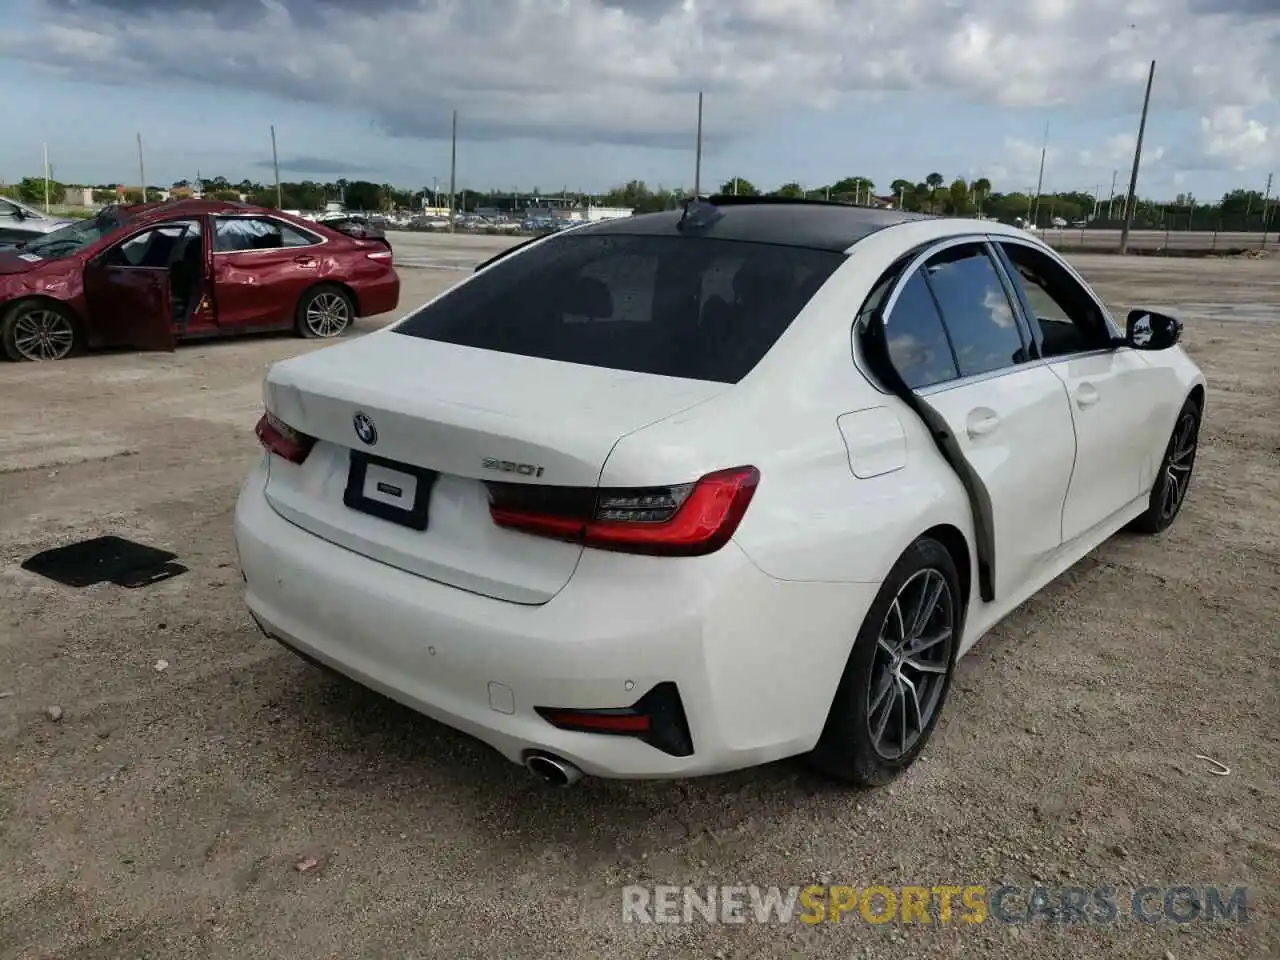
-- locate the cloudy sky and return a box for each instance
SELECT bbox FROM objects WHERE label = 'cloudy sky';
[1,0,1276,201]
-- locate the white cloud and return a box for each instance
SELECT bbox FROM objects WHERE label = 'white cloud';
[2,0,1278,154]
[1198,106,1274,170]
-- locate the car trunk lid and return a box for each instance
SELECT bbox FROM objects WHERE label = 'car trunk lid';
[260,333,728,604]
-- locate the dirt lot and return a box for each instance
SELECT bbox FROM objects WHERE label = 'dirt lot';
[1,255,1276,960]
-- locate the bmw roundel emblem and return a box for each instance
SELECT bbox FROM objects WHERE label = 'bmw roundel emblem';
[353,411,377,446]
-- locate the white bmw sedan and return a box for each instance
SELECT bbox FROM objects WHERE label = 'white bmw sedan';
[234,197,1205,787]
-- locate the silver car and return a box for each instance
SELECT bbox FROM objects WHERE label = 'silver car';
[0,197,74,247]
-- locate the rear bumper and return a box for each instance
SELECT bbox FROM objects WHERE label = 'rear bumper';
[353,270,399,318]
[233,458,878,779]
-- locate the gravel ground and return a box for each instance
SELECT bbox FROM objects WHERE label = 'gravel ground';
[0,255,1276,960]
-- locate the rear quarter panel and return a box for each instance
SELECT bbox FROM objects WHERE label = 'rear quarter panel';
[601,229,978,588]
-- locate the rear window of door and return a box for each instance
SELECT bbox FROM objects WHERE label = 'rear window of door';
[393,234,844,383]
[213,217,320,252]
[921,243,1028,379]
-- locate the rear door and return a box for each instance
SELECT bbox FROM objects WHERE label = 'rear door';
[210,215,327,329]
[992,238,1169,541]
[864,239,1078,603]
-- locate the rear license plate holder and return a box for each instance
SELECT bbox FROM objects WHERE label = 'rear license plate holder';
[343,451,438,531]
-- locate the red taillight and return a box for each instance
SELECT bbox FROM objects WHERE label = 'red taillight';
[254,411,315,464]
[488,466,759,557]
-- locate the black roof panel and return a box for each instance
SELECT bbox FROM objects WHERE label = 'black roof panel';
[574,199,936,252]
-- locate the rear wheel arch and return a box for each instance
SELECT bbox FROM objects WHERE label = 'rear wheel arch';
[1187,383,1205,414]
[294,282,356,339]
[920,522,971,625]
[305,278,359,313]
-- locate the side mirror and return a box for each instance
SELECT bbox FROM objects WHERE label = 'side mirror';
[1125,309,1182,351]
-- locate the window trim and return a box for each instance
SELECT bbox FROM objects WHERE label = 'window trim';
[987,234,1123,361]
[210,214,326,255]
[853,233,1037,396]
[98,218,204,271]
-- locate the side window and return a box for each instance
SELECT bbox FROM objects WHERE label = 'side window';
[214,217,320,252]
[997,242,1112,358]
[922,244,1026,379]
[881,270,960,389]
[104,221,198,268]
[0,200,18,219]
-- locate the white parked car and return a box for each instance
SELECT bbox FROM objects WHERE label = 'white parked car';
[234,197,1205,787]
[0,197,75,246]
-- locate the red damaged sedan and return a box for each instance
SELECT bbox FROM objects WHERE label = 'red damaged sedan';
[0,199,399,362]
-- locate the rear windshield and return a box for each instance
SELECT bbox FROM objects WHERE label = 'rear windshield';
[393,233,843,383]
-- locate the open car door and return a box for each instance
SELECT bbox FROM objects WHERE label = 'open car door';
[82,223,187,352]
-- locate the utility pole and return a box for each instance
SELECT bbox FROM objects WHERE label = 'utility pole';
[693,91,703,197]
[1092,184,1101,220]
[1108,169,1118,220]
[136,133,146,203]
[1119,60,1156,255]
[448,109,458,233]
[42,143,50,213]
[270,124,282,209]
[1263,172,1273,249]
[1029,122,1049,227]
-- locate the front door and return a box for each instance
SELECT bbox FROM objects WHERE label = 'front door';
[84,218,210,351]
[991,239,1157,542]
[869,240,1078,605]
[210,215,328,330]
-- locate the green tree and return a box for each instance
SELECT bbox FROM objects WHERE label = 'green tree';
[972,177,992,213]
[947,178,970,215]
[718,177,758,196]
[772,182,805,198]
[343,180,384,211]
[828,176,875,202]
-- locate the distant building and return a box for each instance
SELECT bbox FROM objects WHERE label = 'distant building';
[63,186,95,206]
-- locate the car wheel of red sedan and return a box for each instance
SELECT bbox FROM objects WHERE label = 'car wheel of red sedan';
[2,300,82,362]
[296,285,354,340]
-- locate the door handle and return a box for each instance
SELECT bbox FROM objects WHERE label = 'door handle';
[1076,382,1101,408]
[293,255,317,266]
[966,411,1000,439]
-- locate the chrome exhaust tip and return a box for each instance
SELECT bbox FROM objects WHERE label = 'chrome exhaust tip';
[524,752,583,787]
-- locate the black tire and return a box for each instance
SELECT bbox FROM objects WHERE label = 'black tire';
[1,300,83,362]
[294,284,354,340]
[1129,396,1201,535]
[809,536,962,787]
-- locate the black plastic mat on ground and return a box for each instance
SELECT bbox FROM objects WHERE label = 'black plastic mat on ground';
[21,536,187,588]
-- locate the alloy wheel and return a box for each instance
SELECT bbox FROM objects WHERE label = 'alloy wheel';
[12,309,75,361]
[305,293,350,338]
[865,568,955,760]
[1160,411,1198,521]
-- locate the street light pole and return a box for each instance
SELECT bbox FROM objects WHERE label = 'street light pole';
[448,109,458,233]
[1032,121,1048,227]
[270,124,282,209]
[1119,60,1156,255]
[136,133,146,203]
[693,91,703,197]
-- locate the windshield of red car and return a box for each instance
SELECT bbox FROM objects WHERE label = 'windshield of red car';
[21,212,129,260]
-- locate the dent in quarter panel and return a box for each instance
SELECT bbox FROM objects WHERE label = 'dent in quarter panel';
[837,407,907,478]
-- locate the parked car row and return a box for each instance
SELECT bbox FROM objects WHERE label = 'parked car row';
[0,198,399,362]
